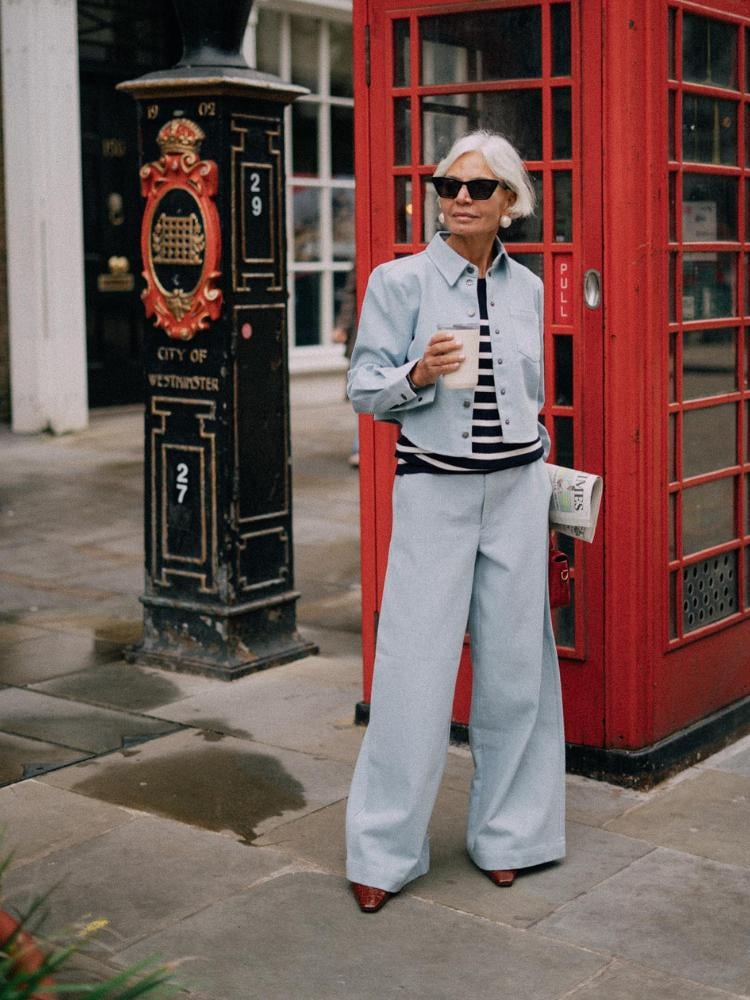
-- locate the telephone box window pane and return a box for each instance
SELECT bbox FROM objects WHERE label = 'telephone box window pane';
[552,88,572,160]
[332,189,354,260]
[394,99,411,165]
[682,96,737,165]
[745,547,750,609]
[669,493,677,561]
[294,273,321,346]
[554,415,574,468]
[255,9,281,77]
[552,582,575,647]
[669,253,676,321]
[551,3,571,77]
[293,187,321,262]
[682,174,737,240]
[668,8,676,81]
[554,335,573,405]
[291,15,320,93]
[682,477,735,555]
[395,177,413,244]
[669,413,677,482]
[682,551,738,631]
[669,570,678,640]
[682,13,737,90]
[510,172,543,244]
[746,473,750,533]
[331,106,354,176]
[554,171,573,242]
[329,21,353,98]
[292,102,319,176]
[393,20,410,87]
[423,178,440,244]
[682,328,737,399]
[669,173,677,242]
[421,91,542,164]
[511,253,543,280]
[683,404,736,477]
[746,107,750,167]
[669,331,677,401]
[668,91,676,161]
[682,253,737,320]
[420,7,541,85]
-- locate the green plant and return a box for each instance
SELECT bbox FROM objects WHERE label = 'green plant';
[0,851,180,999]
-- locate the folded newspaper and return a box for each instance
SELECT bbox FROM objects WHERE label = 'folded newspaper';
[546,464,603,543]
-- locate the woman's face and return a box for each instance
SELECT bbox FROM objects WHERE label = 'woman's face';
[439,151,516,241]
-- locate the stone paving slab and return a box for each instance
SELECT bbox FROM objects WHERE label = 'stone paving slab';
[698,732,750,777]
[0,731,93,786]
[605,768,750,867]
[0,631,125,685]
[117,870,607,1000]
[0,780,135,870]
[3,815,290,951]
[0,623,50,644]
[32,660,216,713]
[535,847,750,995]
[6,603,143,642]
[41,728,353,842]
[565,774,646,828]
[407,786,654,928]
[154,654,364,761]
[564,959,749,1000]
[0,686,183,753]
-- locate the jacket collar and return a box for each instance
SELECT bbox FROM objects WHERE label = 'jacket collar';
[426,232,508,287]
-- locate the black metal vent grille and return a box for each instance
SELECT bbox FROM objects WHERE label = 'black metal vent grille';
[683,551,738,633]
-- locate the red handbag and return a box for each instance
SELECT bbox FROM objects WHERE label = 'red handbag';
[549,545,571,609]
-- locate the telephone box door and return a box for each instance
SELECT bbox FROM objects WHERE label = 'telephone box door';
[355,0,605,745]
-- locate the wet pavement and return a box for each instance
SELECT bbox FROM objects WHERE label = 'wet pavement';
[1,375,750,999]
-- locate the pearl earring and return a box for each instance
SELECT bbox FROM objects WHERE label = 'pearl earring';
[500,214,512,229]
[438,212,445,225]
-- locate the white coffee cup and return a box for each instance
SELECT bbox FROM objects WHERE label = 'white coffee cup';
[440,325,481,389]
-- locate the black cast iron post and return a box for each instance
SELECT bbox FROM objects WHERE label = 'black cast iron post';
[118,0,317,678]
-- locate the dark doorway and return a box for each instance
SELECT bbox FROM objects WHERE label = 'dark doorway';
[78,0,181,406]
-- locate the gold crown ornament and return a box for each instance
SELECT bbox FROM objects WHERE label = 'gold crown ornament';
[156,119,206,157]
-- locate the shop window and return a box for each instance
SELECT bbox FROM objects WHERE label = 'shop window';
[251,8,354,354]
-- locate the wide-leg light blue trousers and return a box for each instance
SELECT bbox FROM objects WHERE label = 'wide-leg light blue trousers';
[346,460,565,893]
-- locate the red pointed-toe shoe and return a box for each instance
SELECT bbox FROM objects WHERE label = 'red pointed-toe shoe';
[350,882,393,913]
[481,868,517,887]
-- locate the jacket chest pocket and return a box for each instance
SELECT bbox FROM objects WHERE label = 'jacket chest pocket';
[510,308,541,362]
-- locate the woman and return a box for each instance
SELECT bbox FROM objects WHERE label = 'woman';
[346,131,565,913]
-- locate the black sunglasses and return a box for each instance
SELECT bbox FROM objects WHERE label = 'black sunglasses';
[429,176,510,200]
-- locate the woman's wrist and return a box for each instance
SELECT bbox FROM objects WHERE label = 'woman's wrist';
[408,361,425,389]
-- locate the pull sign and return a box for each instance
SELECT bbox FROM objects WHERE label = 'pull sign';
[584,269,602,309]
[553,254,573,324]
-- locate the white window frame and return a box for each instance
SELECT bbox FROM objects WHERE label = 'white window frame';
[249,0,353,373]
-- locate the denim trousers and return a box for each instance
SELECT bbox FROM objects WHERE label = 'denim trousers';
[346,459,566,893]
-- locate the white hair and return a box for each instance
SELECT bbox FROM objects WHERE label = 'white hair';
[433,130,535,218]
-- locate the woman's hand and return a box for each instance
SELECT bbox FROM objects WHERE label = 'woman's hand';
[410,332,465,387]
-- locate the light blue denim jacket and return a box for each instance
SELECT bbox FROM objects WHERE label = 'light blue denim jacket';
[347,233,549,459]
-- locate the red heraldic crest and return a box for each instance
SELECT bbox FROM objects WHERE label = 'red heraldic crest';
[140,118,222,341]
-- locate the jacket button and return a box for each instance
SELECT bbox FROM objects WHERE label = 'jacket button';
[463,399,471,408]
[467,309,476,317]
[500,388,506,395]
[497,358,503,365]
[490,300,496,307]
[494,328,500,335]
[462,431,469,439]
[504,418,510,425]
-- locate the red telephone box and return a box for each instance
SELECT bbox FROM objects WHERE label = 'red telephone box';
[353,0,750,785]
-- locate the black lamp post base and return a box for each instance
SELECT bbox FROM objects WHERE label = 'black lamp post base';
[125,594,318,681]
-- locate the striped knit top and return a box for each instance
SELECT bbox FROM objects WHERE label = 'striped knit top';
[395,278,544,475]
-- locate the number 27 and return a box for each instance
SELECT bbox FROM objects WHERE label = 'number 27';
[176,463,188,503]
